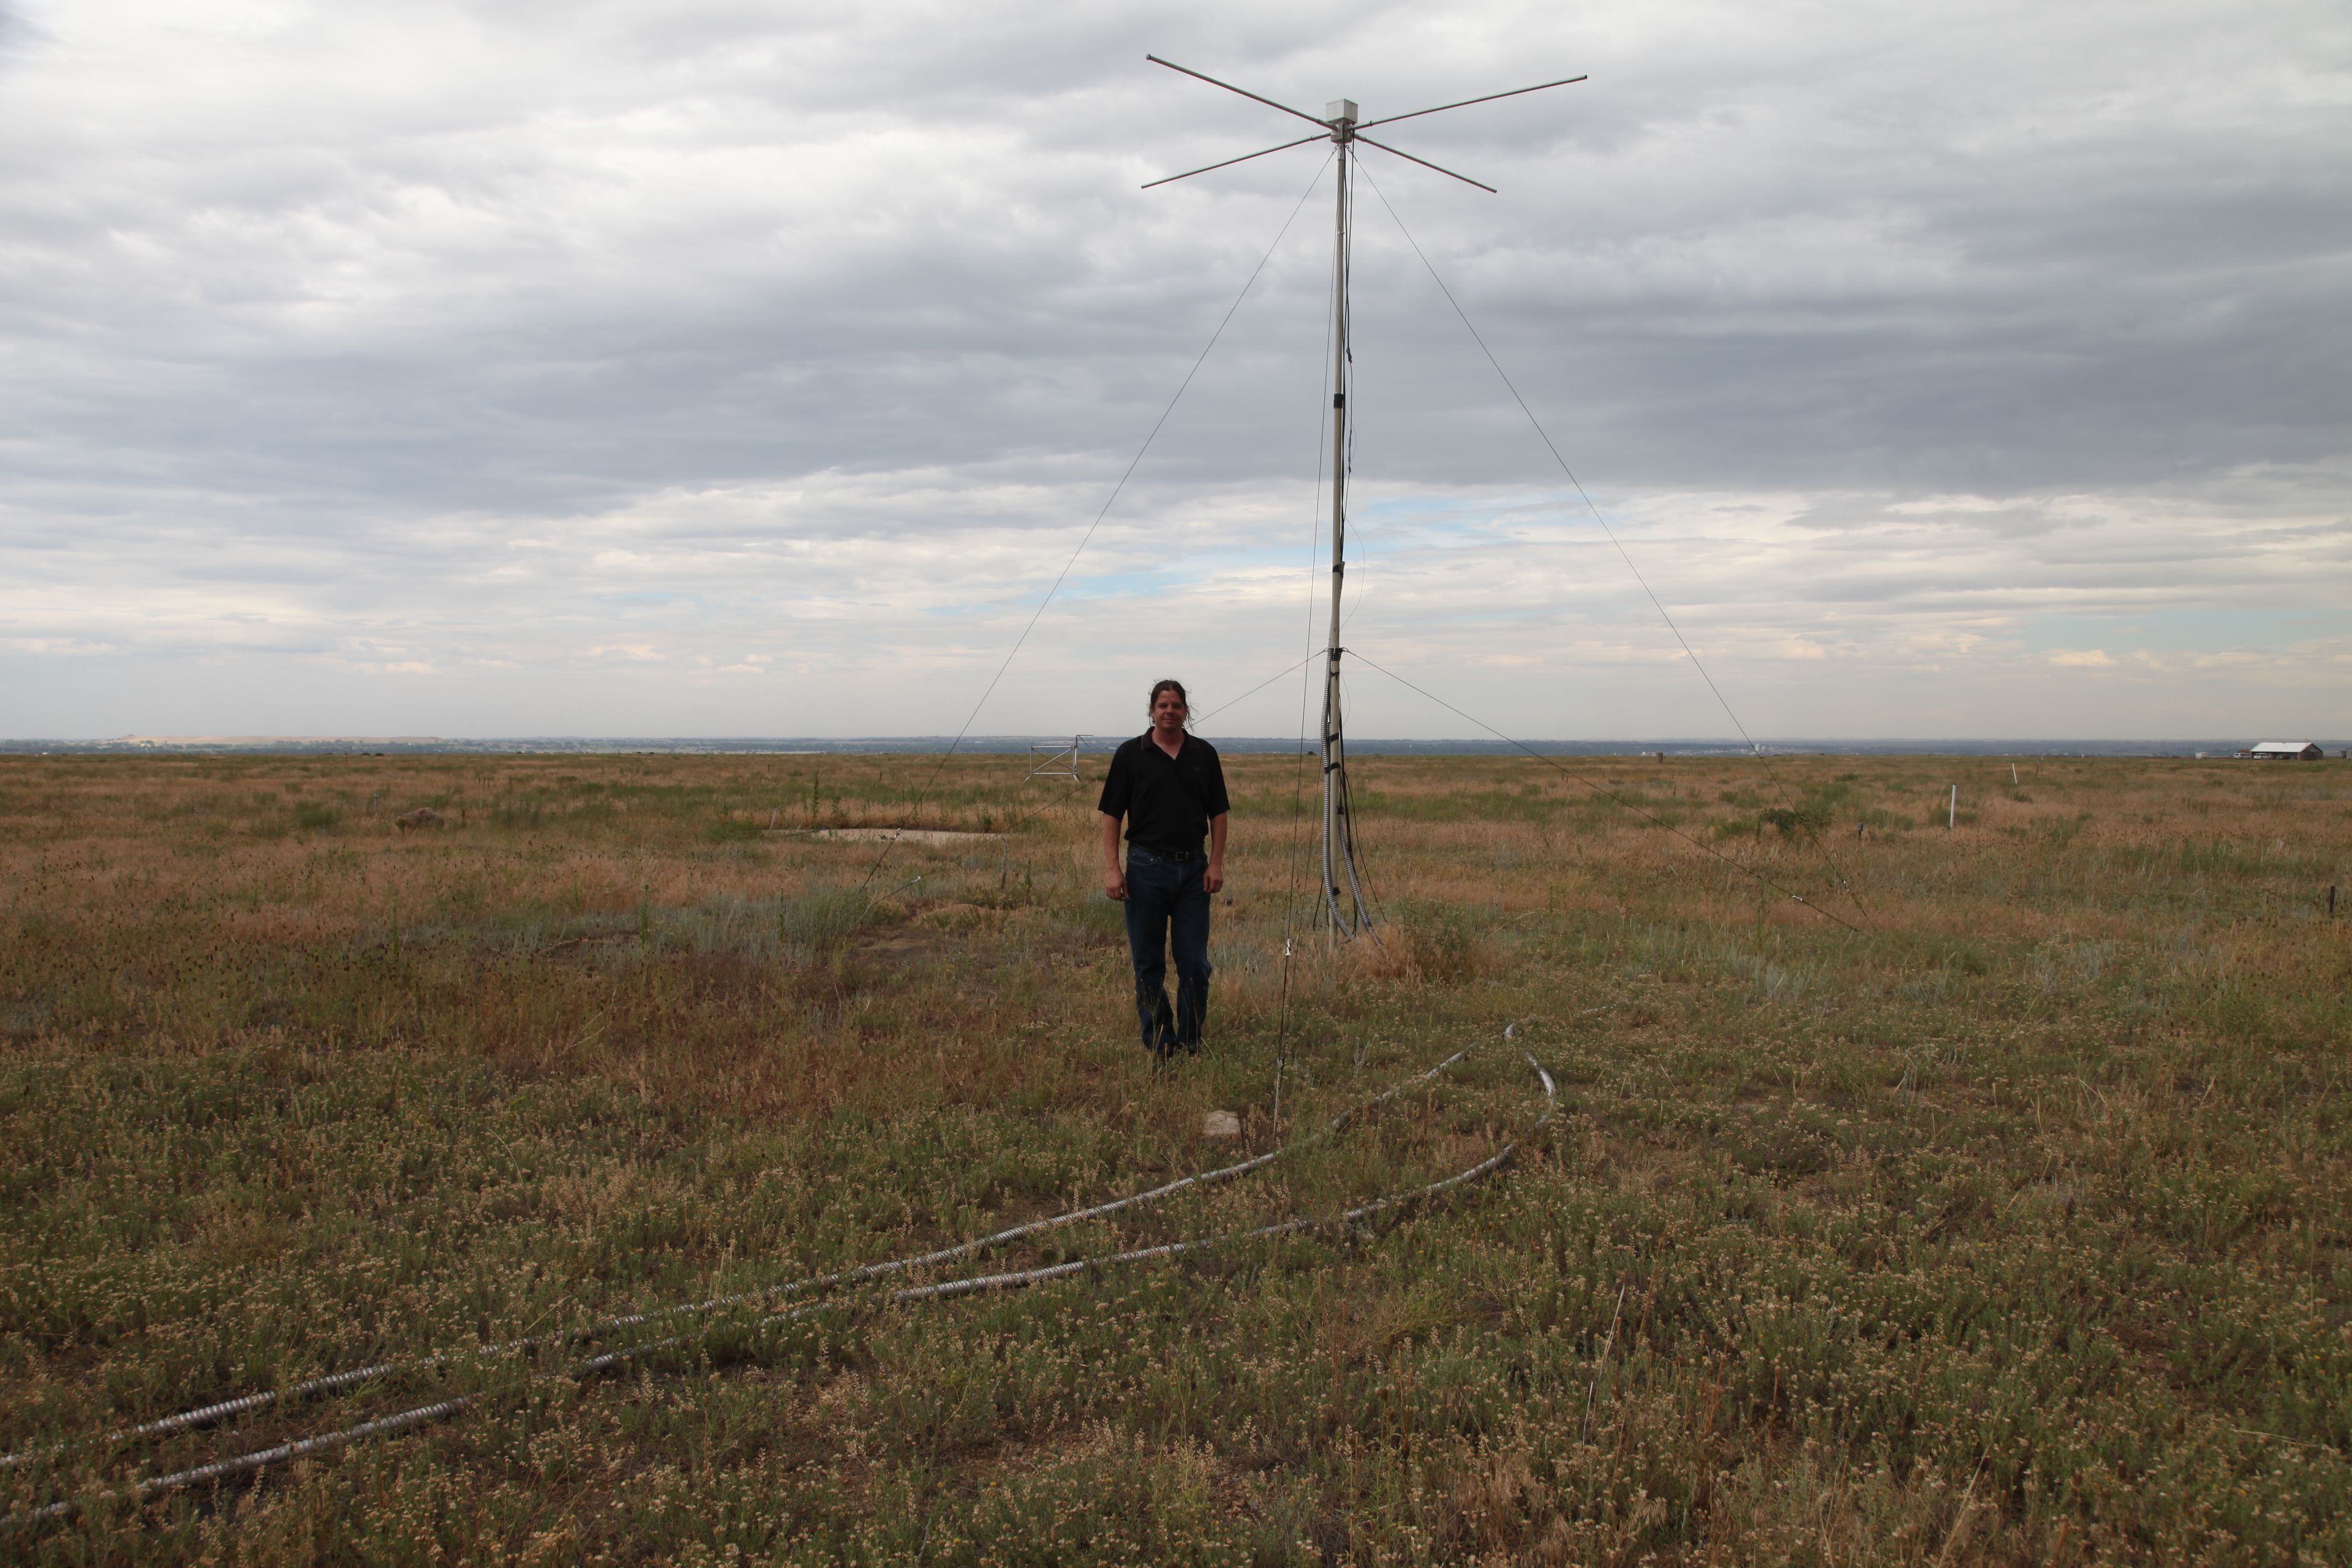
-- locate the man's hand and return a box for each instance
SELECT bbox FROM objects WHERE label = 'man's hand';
[1203,863,1224,896]
[1099,810,1126,900]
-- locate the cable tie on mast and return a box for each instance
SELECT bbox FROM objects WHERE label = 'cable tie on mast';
[1333,393,1345,409]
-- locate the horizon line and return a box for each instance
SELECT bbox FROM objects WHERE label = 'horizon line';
[4,733,2340,755]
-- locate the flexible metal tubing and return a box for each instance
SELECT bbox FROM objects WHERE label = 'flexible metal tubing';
[2,1039,1489,1476]
[19,1055,1555,1525]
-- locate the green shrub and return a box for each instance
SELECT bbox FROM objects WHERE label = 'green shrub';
[780,885,878,954]
[1760,803,1831,836]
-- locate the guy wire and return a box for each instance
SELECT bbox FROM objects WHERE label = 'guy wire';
[896,644,1326,876]
[858,149,1338,891]
[1351,159,1872,930]
[1347,650,1868,937]
[1190,655,1319,729]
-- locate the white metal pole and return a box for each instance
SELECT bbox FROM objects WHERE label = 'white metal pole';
[1949,785,1957,829]
[1321,111,1357,933]
[1135,64,1577,936]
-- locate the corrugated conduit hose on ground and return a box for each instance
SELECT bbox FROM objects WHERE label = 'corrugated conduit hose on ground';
[9,1037,1558,1526]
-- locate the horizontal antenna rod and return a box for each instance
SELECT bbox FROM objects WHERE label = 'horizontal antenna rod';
[1357,134,1497,193]
[1142,132,1329,189]
[1145,55,1333,132]
[1359,74,1588,130]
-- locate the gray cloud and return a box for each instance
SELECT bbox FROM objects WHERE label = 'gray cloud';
[1,0,2346,738]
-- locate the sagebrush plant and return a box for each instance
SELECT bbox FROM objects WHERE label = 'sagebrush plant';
[0,750,2348,1564]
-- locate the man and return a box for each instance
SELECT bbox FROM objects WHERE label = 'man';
[1098,678,1230,1060]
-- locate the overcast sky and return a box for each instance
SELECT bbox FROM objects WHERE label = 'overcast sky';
[2,0,2347,741]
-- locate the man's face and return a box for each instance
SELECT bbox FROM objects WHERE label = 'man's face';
[1151,690,1188,734]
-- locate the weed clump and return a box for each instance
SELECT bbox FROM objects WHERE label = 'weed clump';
[702,815,764,845]
[779,884,879,956]
[1760,801,1831,836]
[1365,910,1485,985]
[292,801,341,833]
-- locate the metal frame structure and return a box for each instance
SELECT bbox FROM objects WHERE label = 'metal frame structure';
[1142,57,1585,937]
[1025,736,1084,783]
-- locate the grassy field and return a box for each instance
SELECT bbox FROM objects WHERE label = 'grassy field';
[1,748,2348,1564]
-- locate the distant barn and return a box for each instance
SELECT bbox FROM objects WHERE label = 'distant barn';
[2239,741,2324,760]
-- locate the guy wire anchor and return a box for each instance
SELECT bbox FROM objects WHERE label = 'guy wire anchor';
[1142,56,1585,938]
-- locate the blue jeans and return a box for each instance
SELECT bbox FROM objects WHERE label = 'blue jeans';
[1123,845,1212,1057]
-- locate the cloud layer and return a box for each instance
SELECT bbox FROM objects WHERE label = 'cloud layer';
[2,0,2347,738]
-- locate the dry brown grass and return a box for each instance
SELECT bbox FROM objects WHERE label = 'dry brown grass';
[2,748,2349,1563]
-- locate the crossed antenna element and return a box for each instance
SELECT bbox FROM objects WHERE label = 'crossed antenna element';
[1142,56,1585,939]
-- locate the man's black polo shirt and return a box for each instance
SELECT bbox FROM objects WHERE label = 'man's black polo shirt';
[1098,731,1231,853]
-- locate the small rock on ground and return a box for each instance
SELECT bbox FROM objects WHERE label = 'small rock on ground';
[1202,1110,1241,1138]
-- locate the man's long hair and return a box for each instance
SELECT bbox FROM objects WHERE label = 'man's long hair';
[1148,678,1189,717]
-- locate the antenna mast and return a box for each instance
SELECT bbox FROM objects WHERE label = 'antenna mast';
[1317,104,1372,935]
[1142,57,1584,938]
